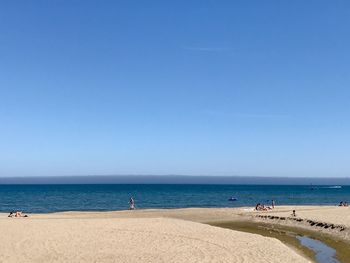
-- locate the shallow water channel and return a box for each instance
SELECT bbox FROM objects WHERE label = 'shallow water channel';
[211,221,349,263]
[297,236,339,263]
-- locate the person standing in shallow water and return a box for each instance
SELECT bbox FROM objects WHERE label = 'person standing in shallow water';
[129,197,135,210]
[272,200,275,209]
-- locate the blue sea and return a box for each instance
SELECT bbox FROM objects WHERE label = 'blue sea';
[0,184,349,213]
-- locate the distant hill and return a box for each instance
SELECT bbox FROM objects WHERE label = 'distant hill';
[0,175,349,185]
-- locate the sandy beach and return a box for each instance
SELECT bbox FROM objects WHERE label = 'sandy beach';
[1,206,349,263]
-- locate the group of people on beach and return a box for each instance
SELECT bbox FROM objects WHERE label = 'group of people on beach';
[254,200,299,217]
[8,197,348,216]
[255,200,275,211]
[8,211,28,218]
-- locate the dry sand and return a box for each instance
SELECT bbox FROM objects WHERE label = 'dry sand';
[2,206,347,263]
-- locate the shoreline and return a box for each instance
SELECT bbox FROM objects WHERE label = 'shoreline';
[1,206,349,262]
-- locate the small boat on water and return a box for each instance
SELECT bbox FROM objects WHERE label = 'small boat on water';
[228,197,237,201]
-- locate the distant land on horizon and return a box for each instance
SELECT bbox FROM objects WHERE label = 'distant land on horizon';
[0,175,349,185]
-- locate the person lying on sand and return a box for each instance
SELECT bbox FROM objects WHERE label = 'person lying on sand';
[8,211,28,218]
[255,203,271,211]
[338,201,349,207]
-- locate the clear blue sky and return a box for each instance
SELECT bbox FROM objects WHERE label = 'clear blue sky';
[1,1,349,177]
